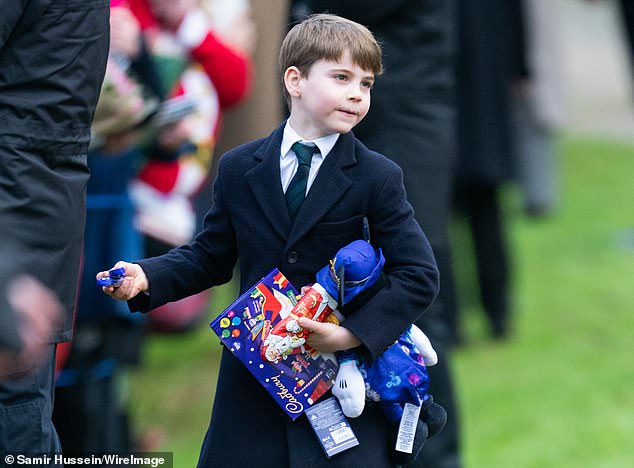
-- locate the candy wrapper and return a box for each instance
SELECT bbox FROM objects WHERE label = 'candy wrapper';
[210,269,338,420]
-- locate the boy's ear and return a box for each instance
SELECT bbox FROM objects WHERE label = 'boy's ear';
[283,66,302,99]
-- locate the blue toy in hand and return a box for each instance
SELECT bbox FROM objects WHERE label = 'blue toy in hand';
[311,240,447,465]
[95,267,126,287]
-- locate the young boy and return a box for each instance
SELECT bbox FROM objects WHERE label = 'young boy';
[99,14,439,467]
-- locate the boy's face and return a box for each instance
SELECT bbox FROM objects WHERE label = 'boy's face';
[286,49,374,140]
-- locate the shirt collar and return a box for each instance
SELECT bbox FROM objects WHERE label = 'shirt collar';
[281,120,340,159]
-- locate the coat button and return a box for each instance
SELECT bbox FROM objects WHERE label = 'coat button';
[287,251,298,264]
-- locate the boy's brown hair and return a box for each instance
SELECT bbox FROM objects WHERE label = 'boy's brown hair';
[279,13,383,107]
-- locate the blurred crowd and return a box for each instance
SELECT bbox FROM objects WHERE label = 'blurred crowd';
[3,0,631,465]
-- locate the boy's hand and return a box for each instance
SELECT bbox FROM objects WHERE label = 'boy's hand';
[298,317,361,353]
[97,261,148,301]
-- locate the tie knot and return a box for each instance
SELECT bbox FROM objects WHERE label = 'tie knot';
[291,142,317,166]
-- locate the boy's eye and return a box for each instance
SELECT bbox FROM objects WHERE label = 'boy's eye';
[362,80,374,89]
[333,74,348,81]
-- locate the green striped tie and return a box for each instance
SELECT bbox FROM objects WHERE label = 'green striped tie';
[286,142,318,220]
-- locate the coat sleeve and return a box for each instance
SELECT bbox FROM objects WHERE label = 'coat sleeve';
[342,163,440,364]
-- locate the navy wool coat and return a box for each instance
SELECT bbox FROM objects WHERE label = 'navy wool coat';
[130,123,439,467]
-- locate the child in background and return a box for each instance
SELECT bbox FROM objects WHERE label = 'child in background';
[127,0,255,330]
[127,0,254,248]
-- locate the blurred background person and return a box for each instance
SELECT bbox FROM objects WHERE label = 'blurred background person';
[617,0,634,82]
[211,0,290,155]
[0,0,108,459]
[290,2,462,467]
[512,0,567,218]
[128,0,254,245]
[452,0,527,341]
[126,0,255,332]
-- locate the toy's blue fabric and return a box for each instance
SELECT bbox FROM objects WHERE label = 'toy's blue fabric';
[317,239,444,464]
[364,330,430,405]
[317,240,431,413]
[315,239,385,305]
[317,240,432,422]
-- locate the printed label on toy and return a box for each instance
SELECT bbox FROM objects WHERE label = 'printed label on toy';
[306,397,359,458]
[305,397,359,459]
[395,402,422,453]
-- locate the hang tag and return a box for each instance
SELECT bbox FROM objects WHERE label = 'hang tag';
[395,402,422,453]
[305,397,359,458]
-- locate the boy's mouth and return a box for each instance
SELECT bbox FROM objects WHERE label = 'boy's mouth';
[338,108,358,117]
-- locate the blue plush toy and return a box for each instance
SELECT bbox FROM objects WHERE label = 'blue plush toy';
[311,240,447,465]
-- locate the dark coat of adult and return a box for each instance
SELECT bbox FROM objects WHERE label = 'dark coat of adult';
[129,123,440,467]
[618,0,634,76]
[0,0,110,343]
[455,0,526,183]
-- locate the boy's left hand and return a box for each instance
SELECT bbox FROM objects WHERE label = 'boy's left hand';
[298,317,361,353]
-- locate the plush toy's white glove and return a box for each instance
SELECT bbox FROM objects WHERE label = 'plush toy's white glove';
[332,360,365,418]
[409,324,438,366]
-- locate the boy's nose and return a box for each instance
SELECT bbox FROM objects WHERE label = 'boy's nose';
[347,87,362,101]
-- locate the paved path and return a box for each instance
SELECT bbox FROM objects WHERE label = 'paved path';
[560,0,634,142]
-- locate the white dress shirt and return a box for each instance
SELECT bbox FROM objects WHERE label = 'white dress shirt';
[280,121,340,194]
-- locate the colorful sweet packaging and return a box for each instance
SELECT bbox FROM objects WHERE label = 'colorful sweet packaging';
[210,269,339,420]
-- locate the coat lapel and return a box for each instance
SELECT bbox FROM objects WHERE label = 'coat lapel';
[287,132,356,247]
[245,125,292,240]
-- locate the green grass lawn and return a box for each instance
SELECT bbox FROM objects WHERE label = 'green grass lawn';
[129,135,634,467]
